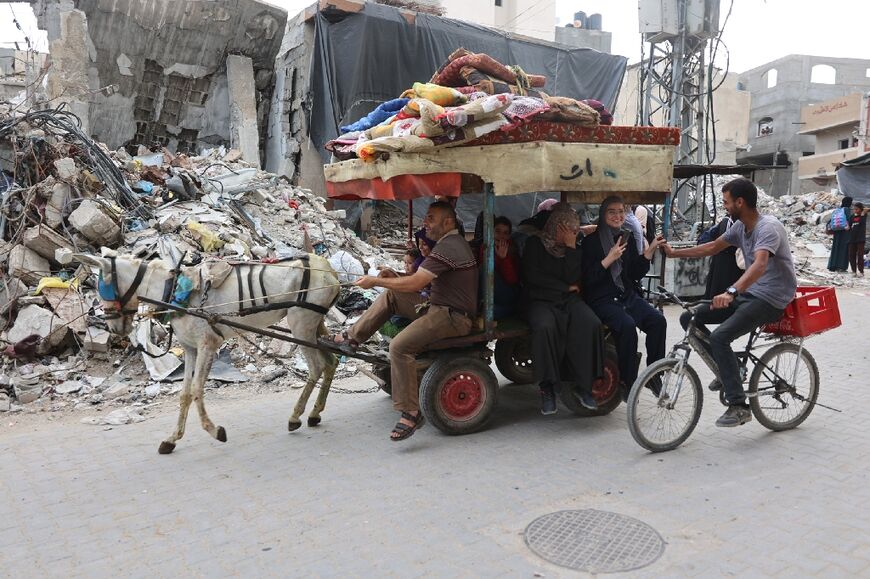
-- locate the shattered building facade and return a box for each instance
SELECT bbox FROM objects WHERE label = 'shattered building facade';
[6,0,288,165]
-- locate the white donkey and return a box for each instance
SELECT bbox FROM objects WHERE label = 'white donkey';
[74,251,340,454]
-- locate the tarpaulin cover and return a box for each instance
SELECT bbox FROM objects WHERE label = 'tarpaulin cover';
[327,173,461,200]
[836,151,870,203]
[309,2,628,165]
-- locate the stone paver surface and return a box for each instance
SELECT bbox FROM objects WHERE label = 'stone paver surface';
[2,289,869,577]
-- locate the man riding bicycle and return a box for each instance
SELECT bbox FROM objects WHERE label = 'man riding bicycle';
[662,178,797,428]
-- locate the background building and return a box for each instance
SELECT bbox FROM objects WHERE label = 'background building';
[555,10,611,53]
[437,0,557,42]
[736,55,870,196]
[797,92,869,191]
[613,62,750,164]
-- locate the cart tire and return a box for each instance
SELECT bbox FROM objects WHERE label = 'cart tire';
[559,343,621,416]
[494,337,535,384]
[419,357,499,435]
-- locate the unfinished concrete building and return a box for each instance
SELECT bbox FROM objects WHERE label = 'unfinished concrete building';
[736,55,870,196]
[5,0,288,165]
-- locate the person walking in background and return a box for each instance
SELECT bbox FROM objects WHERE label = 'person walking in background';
[827,196,853,272]
[847,201,867,277]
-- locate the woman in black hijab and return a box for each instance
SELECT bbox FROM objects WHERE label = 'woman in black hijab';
[581,196,667,400]
[827,196,853,272]
[521,203,603,414]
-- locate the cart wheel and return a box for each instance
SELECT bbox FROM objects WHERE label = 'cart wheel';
[373,365,391,396]
[559,344,621,417]
[419,357,499,435]
[494,337,535,384]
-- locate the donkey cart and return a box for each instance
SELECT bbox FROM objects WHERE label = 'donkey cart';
[321,135,679,435]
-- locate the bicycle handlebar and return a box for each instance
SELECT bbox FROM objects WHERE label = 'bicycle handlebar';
[652,285,711,310]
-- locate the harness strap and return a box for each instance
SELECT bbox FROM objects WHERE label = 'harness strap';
[235,266,244,312]
[237,300,330,317]
[258,265,269,305]
[247,264,256,309]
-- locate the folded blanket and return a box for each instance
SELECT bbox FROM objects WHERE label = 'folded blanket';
[582,99,613,125]
[536,96,600,126]
[431,48,547,88]
[400,82,467,112]
[460,66,548,98]
[340,98,410,134]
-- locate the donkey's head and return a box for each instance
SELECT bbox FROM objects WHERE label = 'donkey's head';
[75,251,148,336]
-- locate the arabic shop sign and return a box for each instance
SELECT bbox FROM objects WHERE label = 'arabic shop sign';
[811,100,848,116]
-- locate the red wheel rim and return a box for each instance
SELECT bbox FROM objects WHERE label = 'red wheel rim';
[592,358,619,402]
[439,372,486,421]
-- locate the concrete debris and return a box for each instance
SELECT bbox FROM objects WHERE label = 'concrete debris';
[22,225,75,263]
[6,304,69,353]
[55,380,83,395]
[69,200,122,247]
[8,245,50,286]
[82,407,146,426]
[1,109,400,413]
[0,392,9,412]
[83,327,112,352]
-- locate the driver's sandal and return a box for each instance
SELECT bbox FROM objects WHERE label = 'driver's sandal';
[390,411,426,442]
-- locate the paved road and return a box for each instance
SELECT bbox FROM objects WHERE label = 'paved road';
[2,289,869,577]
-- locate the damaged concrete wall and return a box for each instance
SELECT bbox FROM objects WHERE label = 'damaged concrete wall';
[266,9,326,197]
[31,0,287,163]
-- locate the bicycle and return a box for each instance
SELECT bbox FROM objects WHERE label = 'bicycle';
[626,287,823,453]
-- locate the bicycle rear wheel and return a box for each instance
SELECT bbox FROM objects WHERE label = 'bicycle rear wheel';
[627,358,703,452]
[748,343,819,431]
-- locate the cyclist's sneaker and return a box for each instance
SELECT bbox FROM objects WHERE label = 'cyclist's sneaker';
[715,404,752,427]
[573,390,598,411]
[540,384,557,415]
[708,379,722,391]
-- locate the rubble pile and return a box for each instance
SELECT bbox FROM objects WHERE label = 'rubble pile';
[0,107,398,417]
[698,175,868,285]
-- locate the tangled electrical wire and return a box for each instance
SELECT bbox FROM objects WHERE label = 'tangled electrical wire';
[0,104,152,220]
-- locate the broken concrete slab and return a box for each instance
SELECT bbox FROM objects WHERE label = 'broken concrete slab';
[55,380,83,394]
[42,287,88,334]
[7,304,70,353]
[69,199,122,246]
[1,278,28,315]
[8,245,51,286]
[226,54,261,167]
[22,224,75,262]
[53,157,79,180]
[82,327,111,352]
[44,182,71,228]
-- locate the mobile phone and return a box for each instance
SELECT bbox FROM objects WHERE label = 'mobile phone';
[614,232,625,245]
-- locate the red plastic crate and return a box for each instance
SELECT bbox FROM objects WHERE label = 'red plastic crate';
[762,286,841,338]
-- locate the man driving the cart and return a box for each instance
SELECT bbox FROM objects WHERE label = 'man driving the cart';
[322,201,478,441]
[662,178,798,428]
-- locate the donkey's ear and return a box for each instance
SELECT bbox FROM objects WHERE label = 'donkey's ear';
[72,253,110,271]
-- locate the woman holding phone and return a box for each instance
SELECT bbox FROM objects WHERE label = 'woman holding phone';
[581,196,667,400]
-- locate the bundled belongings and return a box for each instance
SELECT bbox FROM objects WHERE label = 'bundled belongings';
[328,48,617,163]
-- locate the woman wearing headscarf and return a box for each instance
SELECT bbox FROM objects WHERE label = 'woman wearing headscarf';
[827,196,853,272]
[521,203,603,414]
[581,196,667,400]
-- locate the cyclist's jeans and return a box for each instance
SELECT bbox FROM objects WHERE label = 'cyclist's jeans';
[679,294,784,405]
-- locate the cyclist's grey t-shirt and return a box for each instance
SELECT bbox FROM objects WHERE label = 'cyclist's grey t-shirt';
[722,215,797,309]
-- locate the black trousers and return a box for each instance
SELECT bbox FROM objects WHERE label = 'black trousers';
[526,298,603,394]
[679,294,784,405]
[848,243,865,273]
[590,292,667,391]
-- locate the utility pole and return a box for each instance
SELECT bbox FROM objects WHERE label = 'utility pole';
[638,0,718,236]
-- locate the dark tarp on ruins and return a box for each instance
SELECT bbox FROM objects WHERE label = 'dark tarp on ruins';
[307,2,627,164]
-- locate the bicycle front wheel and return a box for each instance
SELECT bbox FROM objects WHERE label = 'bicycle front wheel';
[627,358,703,452]
[748,343,819,431]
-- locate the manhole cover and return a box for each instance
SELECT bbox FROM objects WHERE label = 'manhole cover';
[524,509,665,573]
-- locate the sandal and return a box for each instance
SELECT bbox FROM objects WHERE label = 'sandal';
[390,411,425,442]
[318,330,360,355]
